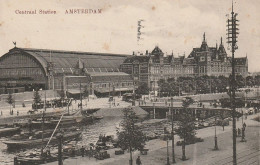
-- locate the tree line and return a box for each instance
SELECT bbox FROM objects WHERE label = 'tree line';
[158,75,260,97]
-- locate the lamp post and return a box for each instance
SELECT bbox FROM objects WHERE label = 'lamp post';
[153,102,155,119]
[109,83,111,108]
[171,97,176,163]
[166,137,170,165]
[214,114,219,150]
[57,133,63,165]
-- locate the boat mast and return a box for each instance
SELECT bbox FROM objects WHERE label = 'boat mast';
[41,89,46,154]
[80,80,82,113]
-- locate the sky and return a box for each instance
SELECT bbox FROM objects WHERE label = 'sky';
[0,0,259,72]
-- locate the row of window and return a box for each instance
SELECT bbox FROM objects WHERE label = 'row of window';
[0,68,43,77]
[122,63,246,76]
[94,81,133,88]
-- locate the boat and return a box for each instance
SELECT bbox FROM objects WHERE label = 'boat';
[14,154,60,165]
[3,130,82,149]
[94,116,104,120]
[81,108,100,114]
[0,127,20,137]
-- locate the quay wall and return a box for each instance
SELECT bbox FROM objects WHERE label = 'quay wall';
[0,111,63,125]
[0,106,148,125]
[152,92,245,102]
[92,106,148,117]
[0,90,59,105]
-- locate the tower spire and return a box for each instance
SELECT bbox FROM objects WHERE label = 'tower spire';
[221,37,223,45]
[203,32,206,42]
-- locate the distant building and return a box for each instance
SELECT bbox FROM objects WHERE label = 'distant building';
[0,47,134,96]
[120,33,248,91]
[187,33,248,77]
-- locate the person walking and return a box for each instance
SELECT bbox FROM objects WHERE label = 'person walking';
[80,146,85,157]
[136,156,142,165]
[243,122,247,130]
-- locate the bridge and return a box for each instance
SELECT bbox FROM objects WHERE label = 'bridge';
[139,101,236,120]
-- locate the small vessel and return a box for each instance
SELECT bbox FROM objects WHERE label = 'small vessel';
[14,154,60,165]
[0,127,20,137]
[3,130,81,149]
[94,116,104,120]
[81,108,100,114]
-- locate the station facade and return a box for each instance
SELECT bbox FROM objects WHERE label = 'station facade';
[0,47,134,96]
[0,34,249,95]
[120,33,248,90]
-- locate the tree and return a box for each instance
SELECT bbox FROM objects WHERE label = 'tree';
[33,89,41,110]
[246,76,255,87]
[6,93,14,115]
[116,108,146,165]
[136,82,149,95]
[176,97,196,160]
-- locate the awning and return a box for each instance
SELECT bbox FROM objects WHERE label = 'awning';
[67,89,84,94]
[94,87,133,93]
[114,87,134,92]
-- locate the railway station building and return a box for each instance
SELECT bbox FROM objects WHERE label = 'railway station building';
[0,47,134,96]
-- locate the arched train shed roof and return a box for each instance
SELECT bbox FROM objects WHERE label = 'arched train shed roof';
[3,47,130,73]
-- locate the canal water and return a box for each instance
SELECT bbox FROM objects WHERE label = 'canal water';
[0,116,123,165]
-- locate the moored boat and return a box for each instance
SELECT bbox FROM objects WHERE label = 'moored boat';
[0,127,20,137]
[14,155,58,165]
[3,130,82,149]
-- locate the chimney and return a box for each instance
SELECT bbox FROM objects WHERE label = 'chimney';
[133,51,135,55]
[146,50,148,55]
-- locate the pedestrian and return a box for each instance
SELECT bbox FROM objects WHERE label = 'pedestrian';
[1,111,2,116]
[136,156,142,165]
[80,146,85,157]
[89,146,93,158]
[17,110,19,116]
[237,128,241,137]
[242,127,246,141]
[243,122,246,130]
[222,122,225,131]
[14,157,18,165]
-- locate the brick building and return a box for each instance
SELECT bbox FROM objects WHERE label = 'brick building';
[120,33,248,91]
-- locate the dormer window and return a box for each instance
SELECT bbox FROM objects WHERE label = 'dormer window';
[200,56,205,61]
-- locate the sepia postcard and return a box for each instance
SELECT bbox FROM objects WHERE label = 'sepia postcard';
[0,0,259,165]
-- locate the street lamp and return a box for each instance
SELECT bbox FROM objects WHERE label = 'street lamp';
[153,102,156,119]
[171,97,176,163]
[213,114,219,150]
[57,132,63,165]
[166,137,170,165]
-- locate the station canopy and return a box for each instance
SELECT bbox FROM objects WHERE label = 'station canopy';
[10,47,130,75]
